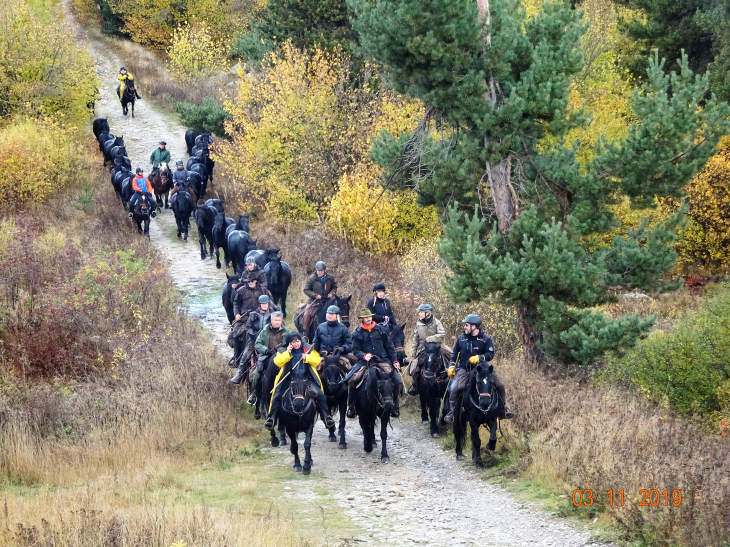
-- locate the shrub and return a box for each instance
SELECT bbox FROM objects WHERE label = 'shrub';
[167,23,230,80]
[230,29,274,66]
[0,119,89,206]
[607,283,730,421]
[172,97,230,136]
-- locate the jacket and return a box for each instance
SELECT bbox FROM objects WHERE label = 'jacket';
[150,148,171,167]
[254,324,289,356]
[312,320,352,355]
[352,323,397,364]
[240,265,268,292]
[303,272,337,304]
[450,331,494,369]
[366,295,397,325]
[118,72,134,83]
[172,168,189,185]
[234,284,271,317]
[132,176,150,193]
[411,316,446,356]
[245,306,278,338]
[270,343,323,411]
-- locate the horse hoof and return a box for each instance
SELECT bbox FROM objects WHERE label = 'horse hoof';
[279,438,288,446]
[381,456,390,464]
[422,420,429,425]
[271,437,280,448]
[329,435,337,442]
[293,464,302,472]
[338,443,347,450]
[475,462,484,471]
[303,467,311,476]
[487,439,496,451]
[431,433,440,439]
[456,454,465,461]
[177,233,181,239]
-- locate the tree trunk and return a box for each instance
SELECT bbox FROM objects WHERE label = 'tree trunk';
[487,157,515,234]
[517,306,544,365]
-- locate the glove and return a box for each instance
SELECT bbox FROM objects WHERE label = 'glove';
[393,361,400,369]
[334,346,344,354]
[265,348,275,356]
[447,366,456,378]
[468,355,479,364]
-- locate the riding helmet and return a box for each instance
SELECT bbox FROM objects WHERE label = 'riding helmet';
[315,261,326,271]
[245,256,256,265]
[462,314,482,328]
[135,167,143,173]
[258,295,270,304]
[358,309,374,319]
[286,332,302,344]
[373,283,386,292]
[326,305,340,315]
[417,303,433,313]
[176,160,183,166]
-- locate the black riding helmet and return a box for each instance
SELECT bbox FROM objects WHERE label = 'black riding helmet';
[135,167,143,174]
[373,282,386,292]
[258,295,270,304]
[315,261,326,271]
[326,305,340,315]
[462,314,482,328]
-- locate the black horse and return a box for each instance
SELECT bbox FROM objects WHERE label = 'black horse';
[193,205,217,259]
[355,364,395,463]
[245,249,267,269]
[234,213,250,233]
[172,189,196,241]
[185,129,200,156]
[103,136,124,165]
[388,322,408,364]
[454,364,501,470]
[195,130,213,147]
[227,229,257,274]
[294,295,352,343]
[189,163,208,199]
[120,175,134,210]
[321,354,348,449]
[264,250,292,317]
[212,213,235,268]
[222,273,237,324]
[277,362,319,475]
[417,342,450,438]
[93,118,109,141]
[131,193,152,238]
[260,354,289,447]
[205,199,225,214]
[120,80,137,117]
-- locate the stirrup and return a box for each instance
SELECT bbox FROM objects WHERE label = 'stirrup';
[264,418,274,430]
[407,384,418,396]
[246,393,257,406]
[443,411,454,424]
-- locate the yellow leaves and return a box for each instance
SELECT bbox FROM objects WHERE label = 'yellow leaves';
[167,23,230,80]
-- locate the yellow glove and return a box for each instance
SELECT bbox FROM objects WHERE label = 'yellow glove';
[468,355,479,364]
[447,366,456,378]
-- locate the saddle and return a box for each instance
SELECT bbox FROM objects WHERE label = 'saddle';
[296,301,322,333]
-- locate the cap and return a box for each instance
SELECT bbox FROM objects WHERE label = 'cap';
[159,141,166,145]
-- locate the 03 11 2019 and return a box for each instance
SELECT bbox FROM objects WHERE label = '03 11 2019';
[572,489,683,507]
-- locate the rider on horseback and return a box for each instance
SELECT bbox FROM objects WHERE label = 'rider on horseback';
[265,332,336,431]
[240,256,268,292]
[149,141,170,177]
[312,305,352,357]
[127,168,158,218]
[232,294,277,387]
[117,67,142,100]
[302,261,336,329]
[366,283,397,327]
[343,309,403,419]
[169,160,197,203]
[407,303,446,396]
[443,314,513,423]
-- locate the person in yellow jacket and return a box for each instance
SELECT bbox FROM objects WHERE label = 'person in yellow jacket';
[117,67,142,100]
[265,332,336,431]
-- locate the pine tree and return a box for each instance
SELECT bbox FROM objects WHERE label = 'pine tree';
[350,0,730,365]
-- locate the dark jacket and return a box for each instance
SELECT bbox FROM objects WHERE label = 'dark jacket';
[312,320,352,355]
[240,265,268,292]
[366,295,397,325]
[352,324,397,364]
[234,284,271,317]
[303,272,337,304]
[172,167,189,185]
[245,305,279,338]
[254,324,289,356]
[450,331,494,369]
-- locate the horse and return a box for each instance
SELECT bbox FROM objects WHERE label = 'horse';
[244,249,268,269]
[149,163,173,209]
[93,118,109,141]
[454,364,501,470]
[321,354,348,449]
[234,214,250,233]
[222,273,238,324]
[355,363,395,463]
[98,131,113,153]
[388,321,408,364]
[120,175,134,210]
[212,213,235,268]
[195,130,213,147]
[172,189,196,241]
[260,353,289,447]
[185,129,200,156]
[189,163,209,199]
[294,295,352,343]
[204,199,224,214]
[189,171,205,202]
[120,80,137,117]
[264,250,292,317]
[192,205,217,259]
[277,361,319,475]
[103,136,124,165]
[186,156,203,171]
[417,342,450,438]
[111,163,131,198]
[131,192,152,238]
[227,229,257,274]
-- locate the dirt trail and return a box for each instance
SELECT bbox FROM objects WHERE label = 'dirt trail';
[70,8,609,546]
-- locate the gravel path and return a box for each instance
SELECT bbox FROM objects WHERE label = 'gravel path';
[70,7,610,545]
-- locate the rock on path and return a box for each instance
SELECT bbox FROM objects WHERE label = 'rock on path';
[68,5,610,545]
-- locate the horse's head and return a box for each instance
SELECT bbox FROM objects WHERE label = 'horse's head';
[334,295,352,328]
[389,322,407,363]
[290,378,309,414]
[266,249,282,283]
[374,368,395,414]
[137,194,150,216]
[422,341,442,381]
[237,214,250,233]
[474,364,499,415]
[213,212,226,228]
[322,355,346,394]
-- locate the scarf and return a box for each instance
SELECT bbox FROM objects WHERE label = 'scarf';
[360,321,375,332]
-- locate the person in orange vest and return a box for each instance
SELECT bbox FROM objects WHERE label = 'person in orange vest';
[128,167,158,218]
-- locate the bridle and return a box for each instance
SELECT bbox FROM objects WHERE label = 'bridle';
[470,375,498,416]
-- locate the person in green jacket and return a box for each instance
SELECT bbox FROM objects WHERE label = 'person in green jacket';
[251,312,289,418]
[149,141,171,177]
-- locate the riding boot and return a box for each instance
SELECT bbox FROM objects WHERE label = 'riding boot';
[264,409,277,430]
[231,365,246,385]
[135,91,142,100]
[392,387,400,418]
[346,385,356,419]
[407,374,420,396]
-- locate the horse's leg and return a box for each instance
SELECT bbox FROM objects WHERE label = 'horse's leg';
[198,229,207,259]
[131,100,135,118]
[136,219,143,234]
[470,421,484,470]
[184,217,189,242]
[429,394,440,438]
[145,219,150,239]
[215,244,221,269]
[328,404,337,442]
[420,390,428,425]
[338,399,347,449]
[280,290,287,318]
[454,416,465,461]
[487,420,497,451]
[359,415,372,453]
[303,424,313,475]
[278,421,288,446]
[290,428,302,472]
[380,412,390,464]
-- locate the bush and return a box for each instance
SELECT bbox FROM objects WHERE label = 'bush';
[172,97,230,137]
[167,23,230,80]
[230,29,274,66]
[0,119,89,206]
[607,283,730,421]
